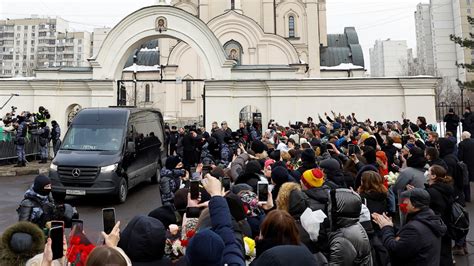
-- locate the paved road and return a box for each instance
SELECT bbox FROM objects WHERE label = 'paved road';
[0,174,163,243]
[1,175,474,265]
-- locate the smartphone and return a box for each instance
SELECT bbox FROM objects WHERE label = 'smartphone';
[348,144,355,155]
[49,226,63,260]
[49,220,64,229]
[202,165,212,177]
[190,180,200,200]
[257,181,269,203]
[102,208,116,235]
[220,177,231,192]
[71,219,83,232]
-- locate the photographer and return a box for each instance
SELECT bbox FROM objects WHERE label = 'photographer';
[14,115,27,167]
[17,175,77,229]
[34,106,50,124]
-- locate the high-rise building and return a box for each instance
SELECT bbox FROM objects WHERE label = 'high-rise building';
[0,17,92,78]
[369,39,408,77]
[414,3,435,75]
[415,0,473,98]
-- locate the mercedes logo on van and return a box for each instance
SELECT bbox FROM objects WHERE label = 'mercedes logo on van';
[72,168,81,177]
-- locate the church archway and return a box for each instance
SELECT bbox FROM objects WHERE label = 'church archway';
[90,5,234,81]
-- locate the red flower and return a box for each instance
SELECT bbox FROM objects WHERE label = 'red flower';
[186,230,196,239]
[181,239,189,247]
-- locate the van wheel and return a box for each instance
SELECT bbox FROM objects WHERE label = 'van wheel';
[116,178,128,203]
[52,192,66,203]
[151,168,161,184]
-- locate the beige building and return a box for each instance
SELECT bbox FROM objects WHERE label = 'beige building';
[120,0,366,123]
[0,17,92,77]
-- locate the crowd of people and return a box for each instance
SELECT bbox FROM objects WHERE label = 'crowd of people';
[0,106,61,166]
[2,109,474,265]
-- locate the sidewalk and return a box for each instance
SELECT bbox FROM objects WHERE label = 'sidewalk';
[0,161,50,177]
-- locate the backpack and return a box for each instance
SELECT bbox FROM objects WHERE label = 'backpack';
[457,161,469,186]
[449,201,470,241]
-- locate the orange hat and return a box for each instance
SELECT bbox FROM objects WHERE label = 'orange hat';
[301,168,324,189]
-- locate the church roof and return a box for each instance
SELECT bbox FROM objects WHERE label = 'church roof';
[123,39,160,68]
[320,27,364,68]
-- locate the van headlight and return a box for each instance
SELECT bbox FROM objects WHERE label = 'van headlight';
[50,163,58,171]
[101,163,118,173]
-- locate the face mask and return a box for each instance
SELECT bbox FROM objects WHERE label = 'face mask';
[399,203,409,214]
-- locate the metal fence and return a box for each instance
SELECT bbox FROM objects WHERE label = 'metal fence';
[436,101,471,141]
[0,132,41,161]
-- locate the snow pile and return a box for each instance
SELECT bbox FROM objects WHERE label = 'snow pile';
[320,63,364,70]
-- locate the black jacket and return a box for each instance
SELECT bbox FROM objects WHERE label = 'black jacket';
[462,112,474,134]
[380,208,447,266]
[444,113,460,132]
[234,173,262,193]
[458,138,474,181]
[360,191,388,216]
[428,158,448,171]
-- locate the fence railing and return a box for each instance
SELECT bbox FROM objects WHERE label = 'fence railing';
[0,132,41,161]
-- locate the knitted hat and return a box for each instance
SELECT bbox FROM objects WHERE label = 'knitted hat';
[271,166,290,186]
[165,156,181,170]
[360,132,371,142]
[300,148,315,163]
[264,159,275,169]
[301,169,324,189]
[186,229,224,266]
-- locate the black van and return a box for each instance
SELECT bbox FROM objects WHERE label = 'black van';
[49,108,166,203]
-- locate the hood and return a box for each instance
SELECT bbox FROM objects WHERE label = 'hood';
[253,245,318,266]
[409,208,447,238]
[53,150,120,167]
[0,222,45,265]
[438,138,455,158]
[304,186,329,204]
[428,182,454,198]
[276,183,302,214]
[328,189,362,230]
[118,215,166,263]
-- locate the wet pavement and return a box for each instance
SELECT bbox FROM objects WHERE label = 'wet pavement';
[0,174,162,243]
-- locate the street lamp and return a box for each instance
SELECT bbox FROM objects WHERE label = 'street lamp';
[0,93,19,110]
[133,53,138,107]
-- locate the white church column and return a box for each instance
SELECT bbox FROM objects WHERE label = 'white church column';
[306,0,321,77]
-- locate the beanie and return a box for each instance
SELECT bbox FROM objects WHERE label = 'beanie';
[319,158,340,172]
[301,169,324,189]
[264,159,275,169]
[10,233,33,253]
[251,140,266,154]
[363,137,377,150]
[360,132,371,142]
[400,188,431,209]
[271,166,289,186]
[301,148,315,163]
[186,229,224,266]
[165,156,181,170]
[33,175,51,196]
[245,160,262,175]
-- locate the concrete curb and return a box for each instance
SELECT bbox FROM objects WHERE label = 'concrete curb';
[0,166,50,177]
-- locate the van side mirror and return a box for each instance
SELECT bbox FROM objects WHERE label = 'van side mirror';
[127,141,136,153]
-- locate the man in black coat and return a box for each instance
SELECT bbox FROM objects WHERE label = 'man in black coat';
[439,138,464,202]
[444,108,460,138]
[459,131,474,202]
[168,126,179,156]
[461,107,474,135]
[373,188,447,266]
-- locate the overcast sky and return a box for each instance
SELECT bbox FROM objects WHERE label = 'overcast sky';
[0,0,429,68]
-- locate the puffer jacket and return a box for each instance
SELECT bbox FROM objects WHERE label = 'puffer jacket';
[159,168,185,206]
[328,189,373,265]
[17,189,55,228]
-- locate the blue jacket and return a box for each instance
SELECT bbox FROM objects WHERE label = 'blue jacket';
[209,196,245,266]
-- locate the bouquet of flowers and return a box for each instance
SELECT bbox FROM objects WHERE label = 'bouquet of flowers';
[385,172,400,186]
[66,227,96,266]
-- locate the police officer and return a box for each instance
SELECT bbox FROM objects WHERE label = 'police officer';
[34,106,50,124]
[36,122,50,164]
[50,120,61,157]
[14,116,27,167]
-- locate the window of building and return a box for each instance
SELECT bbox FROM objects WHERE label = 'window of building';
[23,40,27,45]
[145,84,151,102]
[78,39,82,44]
[231,0,235,10]
[468,0,472,5]
[186,81,192,100]
[15,55,19,60]
[30,55,34,60]
[31,33,35,37]
[32,25,36,30]
[16,26,21,31]
[468,8,472,14]
[24,25,28,30]
[16,33,20,38]
[23,55,26,60]
[24,33,27,37]
[78,47,82,52]
[31,48,34,52]
[31,40,35,45]
[289,16,295,38]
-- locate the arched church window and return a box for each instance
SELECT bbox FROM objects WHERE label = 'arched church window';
[224,40,243,65]
[231,0,235,10]
[289,16,295,38]
[145,84,150,102]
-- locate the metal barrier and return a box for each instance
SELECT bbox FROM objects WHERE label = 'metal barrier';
[0,132,41,161]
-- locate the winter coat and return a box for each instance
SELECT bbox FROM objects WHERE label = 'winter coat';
[328,189,372,265]
[304,186,330,212]
[462,112,474,134]
[159,168,185,205]
[234,173,263,193]
[380,208,447,266]
[118,215,172,266]
[458,138,474,182]
[0,221,45,266]
[392,167,425,200]
[251,245,324,266]
[428,158,448,171]
[359,191,388,216]
[209,196,245,266]
[444,113,460,132]
[17,189,55,228]
[426,183,454,266]
[229,153,250,182]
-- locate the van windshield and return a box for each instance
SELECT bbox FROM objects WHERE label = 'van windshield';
[62,125,124,151]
